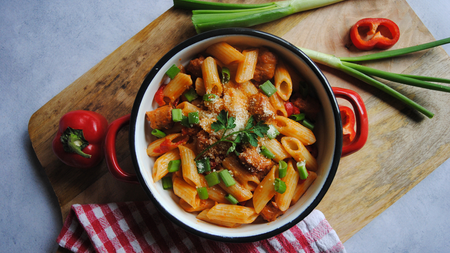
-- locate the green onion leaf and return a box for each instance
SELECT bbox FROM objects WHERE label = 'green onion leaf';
[196,187,209,199]
[205,171,220,187]
[297,161,308,180]
[278,160,287,178]
[260,146,275,159]
[166,64,181,79]
[168,159,181,173]
[219,169,236,187]
[151,129,166,138]
[196,157,211,174]
[184,88,198,102]
[274,178,287,194]
[161,176,173,190]
[225,194,239,205]
[172,109,183,122]
[260,80,277,97]
[188,111,200,124]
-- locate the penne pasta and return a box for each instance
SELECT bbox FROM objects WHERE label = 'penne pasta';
[176,101,201,115]
[205,42,245,65]
[206,204,259,224]
[152,148,180,182]
[260,137,291,162]
[270,116,316,145]
[146,133,188,157]
[179,198,215,213]
[292,171,317,204]
[221,156,260,191]
[202,56,223,96]
[198,174,229,203]
[235,48,259,83]
[281,137,318,171]
[162,72,193,104]
[197,209,241,228]
[179,145,202,187]
[237,80,259,97]
[218,179,253,203]
[274,60,293,101]
[275,159,299,211]
[195,77,206,96]
[269,92,288,117]
[173,175,200,209]
[223,87,250,131]
[253,165,277,213]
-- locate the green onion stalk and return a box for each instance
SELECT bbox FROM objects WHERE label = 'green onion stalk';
[173,0,450,118]
[173,0,345,33]
[299,37,450,118]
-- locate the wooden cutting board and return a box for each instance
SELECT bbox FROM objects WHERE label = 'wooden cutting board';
[28,0,450,250]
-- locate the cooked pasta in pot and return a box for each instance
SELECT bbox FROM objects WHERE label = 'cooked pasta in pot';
[145,41,322,227]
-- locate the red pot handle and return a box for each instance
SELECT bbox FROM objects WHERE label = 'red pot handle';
[104,114,139,184]
[332,87,369,156]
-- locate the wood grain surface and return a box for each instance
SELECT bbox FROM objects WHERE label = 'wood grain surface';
[28,0,450,249]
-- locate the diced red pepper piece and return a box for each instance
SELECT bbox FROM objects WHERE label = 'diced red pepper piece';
[340,106,356,146]
[284,102,300,117]
[154,84,167,106]
[350,18,400,50]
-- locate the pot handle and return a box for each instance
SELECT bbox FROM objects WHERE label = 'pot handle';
[332,87,369,157]
[104,114,139,184]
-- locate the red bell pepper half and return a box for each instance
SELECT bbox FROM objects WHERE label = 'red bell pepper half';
[350,18,400,50]
[339,106,356,146]
[52,110,108,169]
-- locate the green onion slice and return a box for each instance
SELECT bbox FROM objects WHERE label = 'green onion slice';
[151,129,166,138]
[260,80,277,97]
[196,157,211,174]
[260,146,275,159]
[188,111,200,124]
[184,88,198,102]
[267,124,280,139]
[274,178,287,194]
[172,109,183,122]
[221,67,231,84]
[225,194,239,205]
[297,161,308,180]
[203,93,218,102]
[205,171,220,187]
[278,160,287,178]
[197,187,209,199]
[219,170,236,187]
[166,64,180,79]
[168,159,181,173]
[161,176,173,190]
[180,115,191,128]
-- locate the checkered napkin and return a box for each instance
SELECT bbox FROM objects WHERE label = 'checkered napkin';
[57,201,346,253]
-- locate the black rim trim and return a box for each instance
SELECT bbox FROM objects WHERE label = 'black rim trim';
[129,28,343,243]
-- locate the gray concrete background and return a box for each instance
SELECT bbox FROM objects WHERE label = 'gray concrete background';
[1,0,449,252]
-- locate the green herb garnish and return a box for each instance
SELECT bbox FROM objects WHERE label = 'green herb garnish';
[195,109,269,160]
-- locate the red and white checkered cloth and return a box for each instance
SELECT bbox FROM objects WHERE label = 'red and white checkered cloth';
[57,201,346,253]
